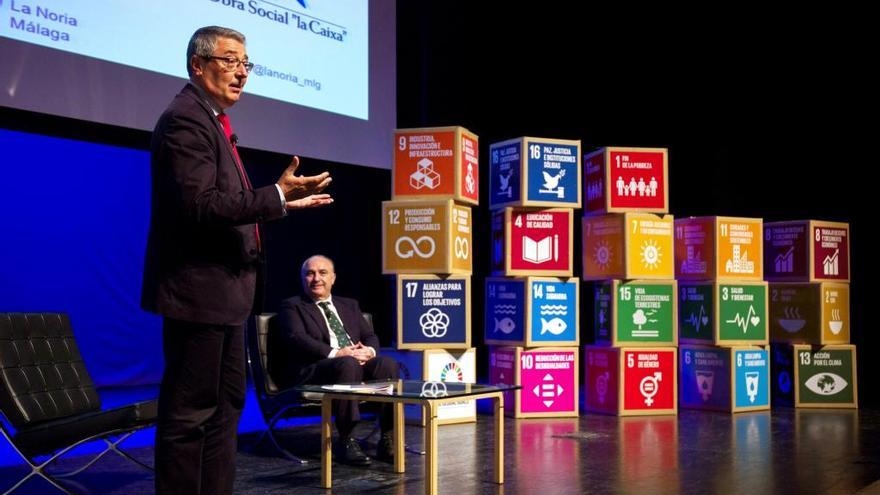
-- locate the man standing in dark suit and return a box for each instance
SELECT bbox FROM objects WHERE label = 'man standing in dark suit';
[273,255,399,466]
[141,26,333,495]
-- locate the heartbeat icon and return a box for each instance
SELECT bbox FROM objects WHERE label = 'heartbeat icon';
[725,305,760,333]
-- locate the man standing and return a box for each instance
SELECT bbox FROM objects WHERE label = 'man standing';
[273,255,399,466]
[141,26,333,494]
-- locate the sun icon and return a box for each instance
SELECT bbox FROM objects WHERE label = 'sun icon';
[592,240,612,268]
[640,240,662,270]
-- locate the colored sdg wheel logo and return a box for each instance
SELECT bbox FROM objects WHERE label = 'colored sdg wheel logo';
[440,362,464,382]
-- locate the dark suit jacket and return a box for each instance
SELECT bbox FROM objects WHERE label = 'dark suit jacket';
[271,295,380,388]
[141,83,284,325]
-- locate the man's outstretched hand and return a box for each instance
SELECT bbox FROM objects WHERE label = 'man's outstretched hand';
[287,194,333,209]
[276,156,333,209]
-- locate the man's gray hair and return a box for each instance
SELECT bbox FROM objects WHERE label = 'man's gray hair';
[186,26,245,76]
[301,255,335,275]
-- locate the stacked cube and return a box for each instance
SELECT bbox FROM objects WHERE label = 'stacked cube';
[674,216,771,413]
[381,126,479,424]
[764,220,857,408]
[485,137,582,418]
[582,147,679,416]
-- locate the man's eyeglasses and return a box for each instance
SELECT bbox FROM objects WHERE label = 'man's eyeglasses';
[203,55,254,72]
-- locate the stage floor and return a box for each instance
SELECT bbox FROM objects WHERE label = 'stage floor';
[3,407,880,494]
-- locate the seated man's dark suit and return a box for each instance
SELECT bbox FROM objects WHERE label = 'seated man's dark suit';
[272,295,398,437]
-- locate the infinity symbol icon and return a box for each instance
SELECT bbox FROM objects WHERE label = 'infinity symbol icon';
[395,236,436,259]
[454,237,469,259]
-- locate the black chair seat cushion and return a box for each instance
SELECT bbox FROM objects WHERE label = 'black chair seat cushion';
[263,388,322,419]
[13,399,158,457]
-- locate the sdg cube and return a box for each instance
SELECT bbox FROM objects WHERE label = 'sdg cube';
[594,280,677,347]
[396,275,470,350]
[484,277,579,347]
[678,281,768,346]
[764,220,850,282]
[489,136,582,209]
[491,207,573,277]
[584,346,678,416]
[768,282,850,344]
[680,345,771,412]
[583,213,675,280]
[771,344,857,408]
[393,126,479,205]
[583,146,669,215]
[382,199,472,274]
[489,346,579,418]
[674,216,763,280]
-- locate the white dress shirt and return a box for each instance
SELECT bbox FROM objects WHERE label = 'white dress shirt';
[313,295,376,359]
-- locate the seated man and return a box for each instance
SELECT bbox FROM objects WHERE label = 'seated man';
[273,255,398,466]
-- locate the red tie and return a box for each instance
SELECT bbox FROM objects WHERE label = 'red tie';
[217,113,262,253]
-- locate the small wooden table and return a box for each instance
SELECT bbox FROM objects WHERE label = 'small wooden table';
[297,380,518,495]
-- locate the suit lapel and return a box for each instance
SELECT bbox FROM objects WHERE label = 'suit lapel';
[181,84,247,190]
[300,299,331,344]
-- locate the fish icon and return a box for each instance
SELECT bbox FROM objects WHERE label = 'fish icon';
[540,317,567,335]
[494,317,516,334]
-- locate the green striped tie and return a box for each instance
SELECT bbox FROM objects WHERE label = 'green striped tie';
[318,301,352,347]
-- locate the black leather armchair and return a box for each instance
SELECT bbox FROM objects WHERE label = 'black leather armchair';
[0,313,157,494]
[246,313,321,464]
[246,312,383,463]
